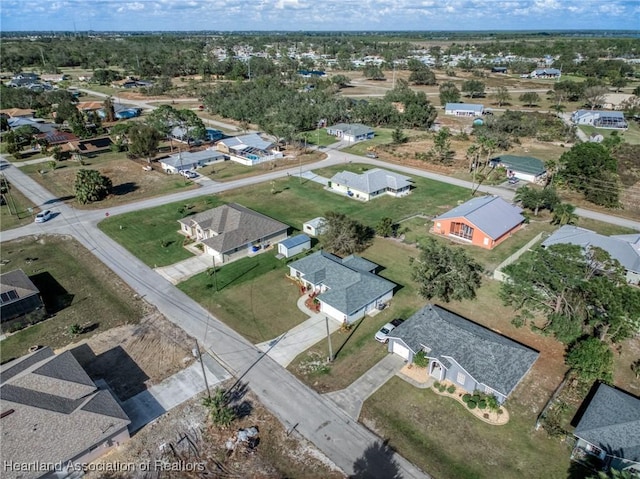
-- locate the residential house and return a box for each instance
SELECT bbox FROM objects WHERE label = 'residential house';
[325,123,375,143]
[160,149,226,174]
[68,136,113,159]
[530,68,561,79]
[303,217,326,237]
[297,70,326,78]
[178,203,288,264]
[0,347,131,479]
[277,234,311,258]
[7,117,58,135]
[328,168,413,201]
[541,225,640,284]
[216,133,283,166]
[572,110,628,129]
[489,155,547,183]
[433,195,525,249]
[0,269,45,331]
[387,304,539,404]
[40,73,68,83]
[0,108,35,119]
[571,383,640,475]
[288,251,395,324]
[444,103,484,117]
[35,130,79,147]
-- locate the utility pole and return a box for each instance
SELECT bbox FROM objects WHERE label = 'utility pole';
[325,316,334,362]
[195,341,211,399]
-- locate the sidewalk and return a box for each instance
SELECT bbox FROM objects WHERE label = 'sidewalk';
[325,354,406,419]
[255,294,341,367]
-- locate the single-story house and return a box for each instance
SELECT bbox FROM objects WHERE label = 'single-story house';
[444,103,484,117]
[0,108,35,119]
[178,203,289,264]
[328,168,413,201]
[278,234,311,258]
[325,123,375,143]
[571,110,628,129]
[298,70,326,78]
[489,155,547,183]
[433,195,525,250]
[387,304,539,404]
[40,73,68,83]
[288,251,395,324]
[160,149,226,174]
[530,68,561,79]
[35,129,79,146]
[0,269,45,330]
[216,133,283,166]
[0,347,131,479]
[7,117,58,134]
[541,225,640,284]
[303,217,326,237]
[68,136,113,158]
[571,383,640,474]
[491,66,508,74]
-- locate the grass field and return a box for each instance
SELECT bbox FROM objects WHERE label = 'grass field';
[177,251,308,342]
[0,236,146,363]
[361,377,573,479]
[1,184,37,231]
[578,122,640,145]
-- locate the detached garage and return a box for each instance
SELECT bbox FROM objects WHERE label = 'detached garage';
[278,234,311,258]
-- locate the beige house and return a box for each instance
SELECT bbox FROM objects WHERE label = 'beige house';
[1,347,130,479]
[178,203,289,264]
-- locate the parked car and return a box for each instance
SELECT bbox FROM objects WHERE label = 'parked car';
[183,170,198,179]
[366,152,378,159]
[508,177,520,185]
[374,318,404,343]
[34,210,52,223]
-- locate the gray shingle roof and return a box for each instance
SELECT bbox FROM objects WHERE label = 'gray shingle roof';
[326,123,374,137]
[289,251,395,316]
[179,203,288,254]
[330,168,412,195]
[435,195,524,240]
[388,305,539,397]
[1,269,40,300]
[162,149,224,169]
[574,383,640,463]
[218,133,273,151]
[0,347,130,479]
[542,225,640,273]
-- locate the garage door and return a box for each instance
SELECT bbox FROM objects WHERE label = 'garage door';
[391,341,410,361]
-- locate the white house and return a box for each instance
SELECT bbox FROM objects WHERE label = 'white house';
[278,234,311,258]
[328,168,413,201]
[530,68,561,79]
[303,217,326,237]
[160,149,226,174]
[325,123,375,143]
[216,133,283,166]
[444,103,484,117]
[489,155,547,183]
[288,251,395,324]
[571,110,628,129]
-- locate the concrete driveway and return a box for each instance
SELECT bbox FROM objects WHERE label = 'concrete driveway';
[155,254,212,284]
[325,354,406,419]
[122,354,230,432]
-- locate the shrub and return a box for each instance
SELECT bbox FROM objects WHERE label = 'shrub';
[467,401,477,410]
[69,323,82,335]
[497,409,504,415]
[462,394,471,403]
[413,351,429,368]
[438,384,447,392]
[478,400,487,410]
[447,385,456,394]
[434,381,441,389]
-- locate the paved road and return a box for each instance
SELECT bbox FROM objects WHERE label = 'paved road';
[0,160,429,479]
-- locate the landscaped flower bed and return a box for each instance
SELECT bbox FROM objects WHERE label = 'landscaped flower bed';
[432,381,509,425]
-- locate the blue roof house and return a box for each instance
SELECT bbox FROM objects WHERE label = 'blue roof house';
[288,251,395,324]
[387,305,539,404]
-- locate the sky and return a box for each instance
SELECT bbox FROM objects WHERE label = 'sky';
[1,0,639,32]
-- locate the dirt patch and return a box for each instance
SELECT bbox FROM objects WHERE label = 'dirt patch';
[86,388,345,479]
[57,312,195,401]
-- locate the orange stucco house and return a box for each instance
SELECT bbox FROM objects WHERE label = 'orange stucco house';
[433,195,525,250]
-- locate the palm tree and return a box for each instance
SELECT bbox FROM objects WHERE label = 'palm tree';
[551,203,578,226]
[551,103,566,116]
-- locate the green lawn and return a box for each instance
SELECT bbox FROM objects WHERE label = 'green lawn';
[341,128,395,155]
[99,195,224,267]
[1,184,37,231]
[299,128,340,147]
[578,123,640,145]
[361,377,572,479]
[0,236,145,363]
[177,251,308,342]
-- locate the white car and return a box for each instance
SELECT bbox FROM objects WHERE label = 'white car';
[180,169,198,179]
[374,319,404,343]
[34,210,52,223]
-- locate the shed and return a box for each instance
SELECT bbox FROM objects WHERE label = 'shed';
[303,217,326,237]
[278,234,311,258]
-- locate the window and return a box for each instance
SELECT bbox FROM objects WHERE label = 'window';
[485,385,494,395]
[483,237,490,246]
[449,222,474,241]
[456,372,466,385]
